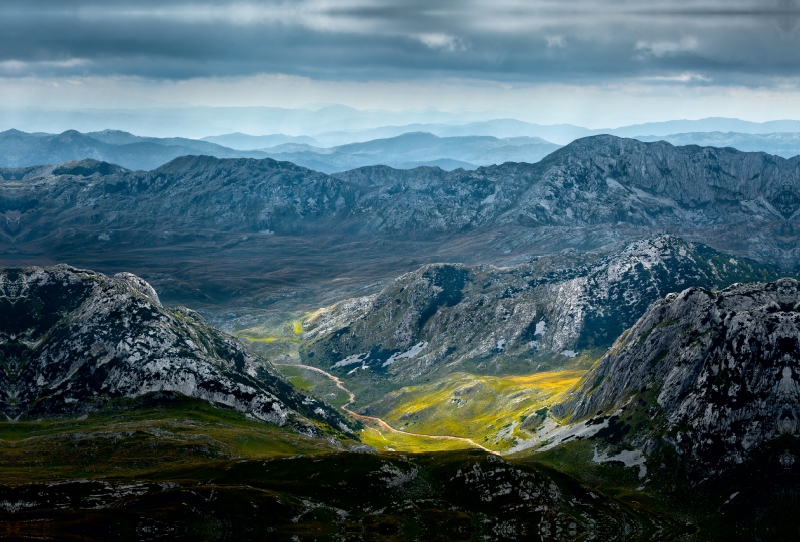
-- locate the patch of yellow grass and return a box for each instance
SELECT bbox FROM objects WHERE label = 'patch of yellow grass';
[505,371,586,390]
[243,336,279,343]
[358,422,470,453]
[370,370,586,451]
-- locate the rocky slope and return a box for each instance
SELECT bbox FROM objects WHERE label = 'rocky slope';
[0,265,353,435]
[554,277,800,472]
[298,236,780,400]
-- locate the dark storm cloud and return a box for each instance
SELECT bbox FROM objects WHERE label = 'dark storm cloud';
[1,0,799,85]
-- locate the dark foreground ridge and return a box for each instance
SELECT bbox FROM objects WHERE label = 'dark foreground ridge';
[0,449,690,542]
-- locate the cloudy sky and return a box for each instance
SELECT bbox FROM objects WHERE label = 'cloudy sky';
[2,0,800,127]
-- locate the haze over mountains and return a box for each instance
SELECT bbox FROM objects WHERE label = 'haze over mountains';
[5,110,800,176]
[0,128,561,172]
[638,132,800,158]
[6,105,800,145]
[0,129,272,171]
[255,132,561,172]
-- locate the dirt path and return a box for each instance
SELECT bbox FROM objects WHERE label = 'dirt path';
[276,363,493,453]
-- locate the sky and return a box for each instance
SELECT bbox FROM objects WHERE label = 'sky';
[2,0,800,129]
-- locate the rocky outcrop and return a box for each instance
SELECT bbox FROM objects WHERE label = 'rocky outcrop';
[300,236,780,390]
[0,265,354,435]
[556,278,800,470]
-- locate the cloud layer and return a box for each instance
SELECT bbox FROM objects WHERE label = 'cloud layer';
[2,0,800,86]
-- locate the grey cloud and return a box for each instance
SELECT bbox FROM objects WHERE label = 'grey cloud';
[0,0,798,86]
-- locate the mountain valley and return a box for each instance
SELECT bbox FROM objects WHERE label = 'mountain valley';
[1,134,800,539]
[0,264,693,541]
[9,0,800,534]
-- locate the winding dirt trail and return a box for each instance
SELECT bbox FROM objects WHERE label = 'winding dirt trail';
[275,363,493,453]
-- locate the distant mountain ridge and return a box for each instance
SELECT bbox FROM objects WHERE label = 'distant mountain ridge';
[636,131,800,158]
[0,128,562,173]
[312,118,800,147]
[201,132,321,149]
[5,105,800,145]
[0,128,271,170]
[258,131,562,172]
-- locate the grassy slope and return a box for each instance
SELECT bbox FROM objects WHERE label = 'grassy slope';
[0,394,347,484]
[363,370,585,451]
[279,363,486,453]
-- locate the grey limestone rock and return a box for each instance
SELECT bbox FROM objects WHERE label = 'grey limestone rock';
[0,265,354,435]
[557,278,800,469]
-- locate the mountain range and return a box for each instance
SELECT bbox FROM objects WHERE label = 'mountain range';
[3,134,800,310]
[3,127,800,538]
[5,105,800,144]
[5,125,800,183]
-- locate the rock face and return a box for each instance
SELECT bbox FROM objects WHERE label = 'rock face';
[300,236,780,396]
[556,278,800,470]
[0,265,354,434]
